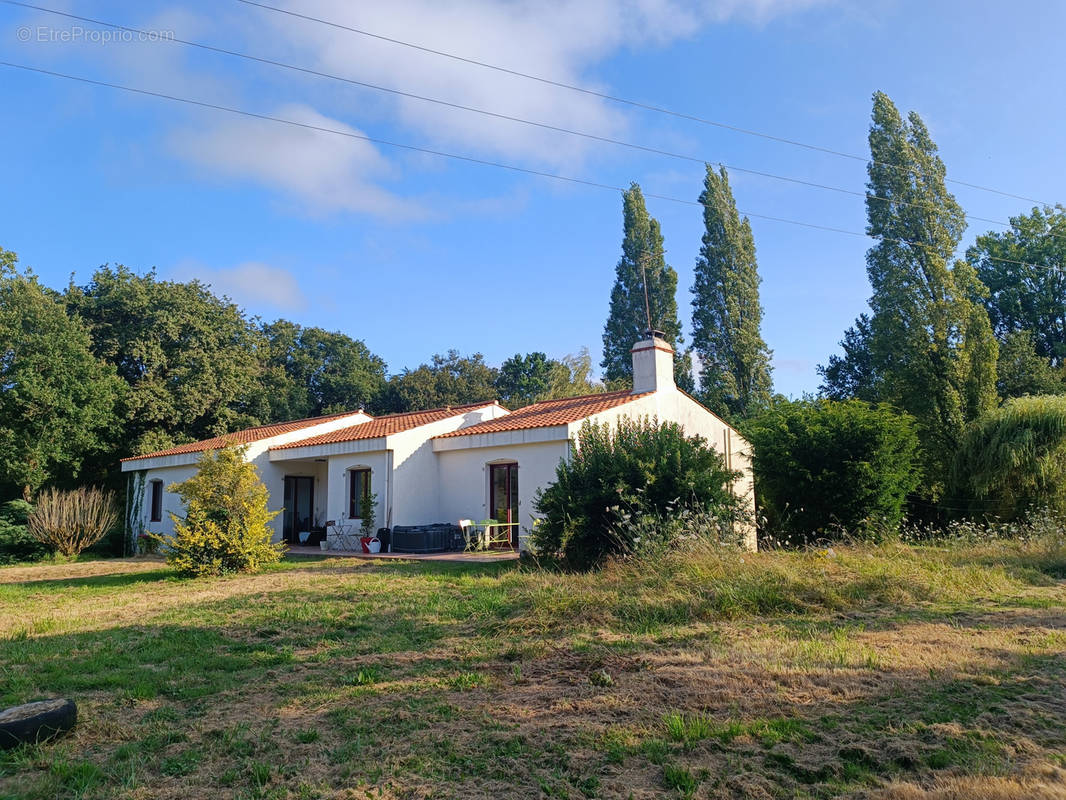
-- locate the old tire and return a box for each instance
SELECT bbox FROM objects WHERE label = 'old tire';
[0,699,77,750]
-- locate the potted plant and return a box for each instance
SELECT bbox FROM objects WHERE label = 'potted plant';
[359,492,379,553]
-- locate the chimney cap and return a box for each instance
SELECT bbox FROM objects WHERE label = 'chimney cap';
[644,329,667,339]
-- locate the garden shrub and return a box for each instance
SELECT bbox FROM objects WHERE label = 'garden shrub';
[948,395,1066,522]
[0,499,48,564]
[160,445,283,577]
[743,399,920,542]
[531,417,743,570]
[26,486,118,557]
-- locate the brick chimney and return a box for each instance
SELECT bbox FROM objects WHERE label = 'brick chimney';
[630,330,674,394]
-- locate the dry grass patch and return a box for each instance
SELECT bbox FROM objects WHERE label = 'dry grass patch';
[0,538,1063,799]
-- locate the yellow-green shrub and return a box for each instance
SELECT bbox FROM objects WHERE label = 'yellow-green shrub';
[160,446,283,577]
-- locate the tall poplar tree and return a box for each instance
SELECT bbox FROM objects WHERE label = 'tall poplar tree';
[844,91,998,493]
[601,183,692,390]
[690,165,773,419]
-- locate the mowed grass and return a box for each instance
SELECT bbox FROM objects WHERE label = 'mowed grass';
[0,538,1064,800]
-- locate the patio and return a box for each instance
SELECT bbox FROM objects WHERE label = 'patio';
[285,545,519,563]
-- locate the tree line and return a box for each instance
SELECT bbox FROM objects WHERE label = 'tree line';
[599,90,1066,527]
[0,256,602,501]
[3,89,1064,524]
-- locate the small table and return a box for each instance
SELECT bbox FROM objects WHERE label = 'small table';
[476,520,519,551]
[328,522,357,551]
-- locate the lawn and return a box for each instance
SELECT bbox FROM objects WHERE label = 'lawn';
[0,539,1064,799]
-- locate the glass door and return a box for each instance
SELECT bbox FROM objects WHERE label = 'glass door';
[283,476,314,544]
[489,463,518,548]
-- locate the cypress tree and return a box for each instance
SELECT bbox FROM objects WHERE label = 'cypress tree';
[601,183,692,390]
[862,91,998,493]
[690,165,774,419]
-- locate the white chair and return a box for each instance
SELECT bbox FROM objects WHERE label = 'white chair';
[458,519,479,551]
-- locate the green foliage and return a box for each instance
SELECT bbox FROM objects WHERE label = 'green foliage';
[744,399,921,542]
[995,330,1064,399]
[820,92,999,495]
[949,395,1066,521]
[160,446,283,577]
[967,205,1066,366]
[532,417,741,569]
[382,350,499,412]
[691,165,774,420]
[601,183,692,390]
[495,352,555,408]
[545,349,605,400]
[0,250,122,499]
[496,350,609,408]
[259,320,387,419]
[359,492,378,538]
[0,499,48,564]
[819,314,880,402]
[65,265,265,458]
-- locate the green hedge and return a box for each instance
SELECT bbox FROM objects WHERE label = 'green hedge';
[744,399,920,542]
[0,499,48,564]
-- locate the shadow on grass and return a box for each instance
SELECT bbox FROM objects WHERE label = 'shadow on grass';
[1,568,176,591]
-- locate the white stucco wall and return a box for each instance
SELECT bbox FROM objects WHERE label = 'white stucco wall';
[324,451,389,544]
[128,464,199,539]
[267,403,510,537]
[436,440,570,540]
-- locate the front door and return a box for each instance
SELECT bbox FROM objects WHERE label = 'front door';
[283,476,314,545]
[489,463,518,548]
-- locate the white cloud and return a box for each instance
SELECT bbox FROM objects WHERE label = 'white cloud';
[172,259,310,312]
[13,0,833,217]
[208,0,836,204]
[170,103,424,219]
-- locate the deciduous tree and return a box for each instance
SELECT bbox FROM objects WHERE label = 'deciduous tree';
[383,350,498,412]
[66,266,265,455]
[691,165,774,419]
[0,251,121,499]
[822,92,999,494]
[602,183,693,390]
[259,320,387,419]
[495,352,555,408]
[966,205,1066,365]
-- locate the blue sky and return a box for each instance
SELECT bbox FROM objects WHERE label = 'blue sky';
[2,0,1063,397]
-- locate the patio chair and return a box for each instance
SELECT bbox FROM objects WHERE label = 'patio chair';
[458,519,478,551]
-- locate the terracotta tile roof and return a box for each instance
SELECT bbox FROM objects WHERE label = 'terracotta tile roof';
[436,390,649,438]
[270,402,497,450]
[120,410,365,462]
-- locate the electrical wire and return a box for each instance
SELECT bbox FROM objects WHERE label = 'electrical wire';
[2,58,1064,276]
[2,0,1035,235]
[233,0,1056,208]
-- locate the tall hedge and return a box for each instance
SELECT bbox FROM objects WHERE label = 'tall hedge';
[949,395,1066,521]
[744,399,921,541]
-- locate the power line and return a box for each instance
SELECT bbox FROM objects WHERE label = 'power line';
[234,0,1056,208]
[2,0,1029,235]
[1,59,1063,276]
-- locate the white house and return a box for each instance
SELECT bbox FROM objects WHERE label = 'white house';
[122,332,756,551]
